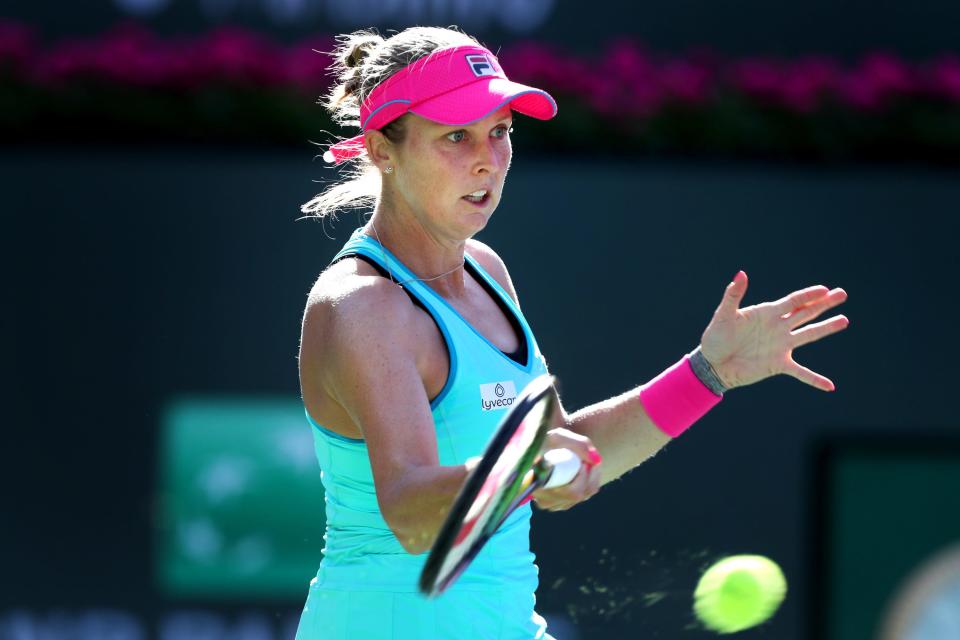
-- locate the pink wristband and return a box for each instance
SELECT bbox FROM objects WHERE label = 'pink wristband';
[638,355,723,438]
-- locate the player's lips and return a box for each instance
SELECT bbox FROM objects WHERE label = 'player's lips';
[462,189,492,206]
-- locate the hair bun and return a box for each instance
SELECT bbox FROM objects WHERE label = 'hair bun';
[343,34,383,69]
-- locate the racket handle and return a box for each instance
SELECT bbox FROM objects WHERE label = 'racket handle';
[542,448,582,489]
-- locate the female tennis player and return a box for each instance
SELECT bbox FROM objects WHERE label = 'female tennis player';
[296,26,849,639]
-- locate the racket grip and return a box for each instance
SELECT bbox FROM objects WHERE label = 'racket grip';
[542,448,582,489]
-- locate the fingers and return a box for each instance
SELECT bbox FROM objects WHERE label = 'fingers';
[790,314,850,348]
[773,284,831,316]
[543,428,602,468]
[775,286,849,394]
[784,358,836,392]
[533,461,602,511]
[714,271,748,319]
[784,288,848,327]
[534,429,603,511]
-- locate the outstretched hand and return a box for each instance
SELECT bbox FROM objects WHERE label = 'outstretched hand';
[699,271,849,392]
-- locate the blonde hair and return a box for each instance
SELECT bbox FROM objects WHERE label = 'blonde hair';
[301,27,482,221]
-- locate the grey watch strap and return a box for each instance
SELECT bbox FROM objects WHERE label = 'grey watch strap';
[690,347,728,396]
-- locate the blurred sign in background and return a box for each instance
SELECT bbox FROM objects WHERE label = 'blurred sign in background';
[3,1,959,639]
[157,398,324,599]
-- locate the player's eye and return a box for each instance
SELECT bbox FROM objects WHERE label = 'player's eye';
[492,125,513,139]
[446,130,466,143]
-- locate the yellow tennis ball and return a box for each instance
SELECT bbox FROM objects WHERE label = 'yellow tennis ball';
[693,555,787,634]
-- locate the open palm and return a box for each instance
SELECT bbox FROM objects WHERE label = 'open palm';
[700,271,850,391]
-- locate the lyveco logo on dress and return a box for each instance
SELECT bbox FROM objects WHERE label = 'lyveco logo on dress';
[479,380,517,411]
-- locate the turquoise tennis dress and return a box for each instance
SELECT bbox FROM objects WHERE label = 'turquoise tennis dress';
[295,228,555,640]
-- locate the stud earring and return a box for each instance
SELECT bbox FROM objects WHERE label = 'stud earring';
[384,166,394,174]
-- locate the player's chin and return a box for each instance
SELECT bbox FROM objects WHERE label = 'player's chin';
[460,204,496,232]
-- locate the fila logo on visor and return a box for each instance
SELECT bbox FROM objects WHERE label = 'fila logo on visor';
[465,54,498,77]
[479,380,517,411]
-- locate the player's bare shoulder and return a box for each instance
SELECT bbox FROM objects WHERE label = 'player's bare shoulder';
[300,256,448,442]
[306,258,399,311]
[301,258,421,380]
[465,238,520,305]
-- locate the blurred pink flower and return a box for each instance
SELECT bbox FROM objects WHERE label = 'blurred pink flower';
[30,38,95,85]
[283,36,336,93]
[28,22,177,88]
[839,52,917,110]
[186,26,285,87]
[602,39,654,83]
[730,58,784,100]
[500,41,593,95]
[862,52,916,94]
[659,59,713,105]
[929,55,960,102]
[780,57,842,112]
[88,22,165,86]
[0,20,35,71]
[591,40,663,116]
[498,41,557,79]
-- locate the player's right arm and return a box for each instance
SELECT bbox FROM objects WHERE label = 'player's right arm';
[302,274,470,555]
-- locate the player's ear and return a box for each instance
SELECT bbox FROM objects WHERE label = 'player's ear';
[364,130,394,173]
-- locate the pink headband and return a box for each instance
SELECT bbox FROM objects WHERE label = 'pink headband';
[323,45,557,164]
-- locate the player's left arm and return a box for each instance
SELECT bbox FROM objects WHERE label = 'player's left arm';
[469,243,850,490]
[558,273,849,487]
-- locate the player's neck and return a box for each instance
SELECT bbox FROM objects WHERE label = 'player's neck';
[365,211,467,295]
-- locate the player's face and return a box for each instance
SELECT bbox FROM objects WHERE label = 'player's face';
[389,106,513,239]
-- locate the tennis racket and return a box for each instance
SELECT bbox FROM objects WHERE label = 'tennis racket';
[419,374,583,597]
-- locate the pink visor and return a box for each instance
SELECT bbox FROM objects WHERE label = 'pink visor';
[323,45,557,164]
